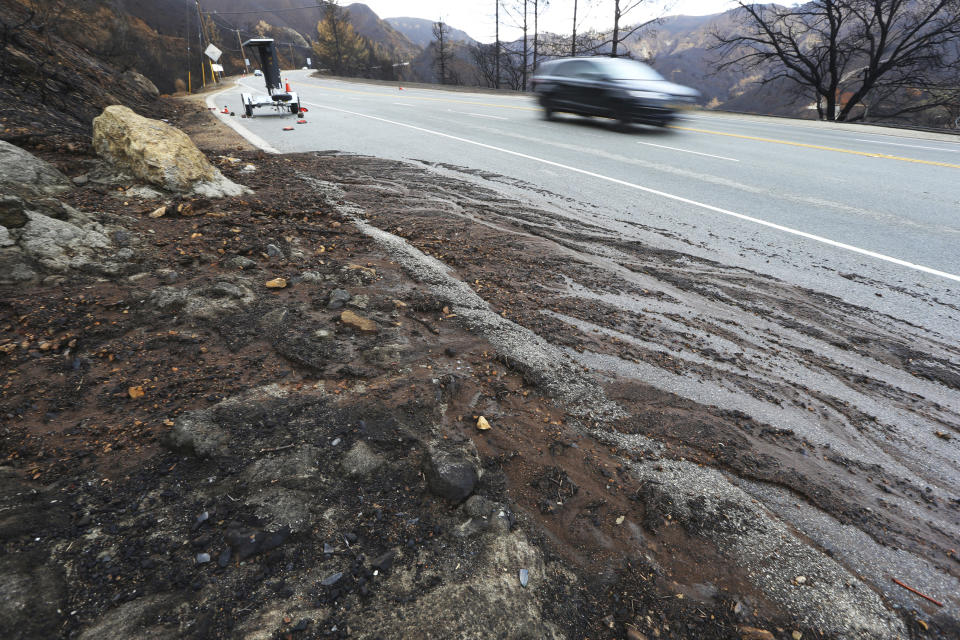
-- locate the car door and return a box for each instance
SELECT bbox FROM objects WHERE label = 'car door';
[545,61,576,109]
[562,60,595,113]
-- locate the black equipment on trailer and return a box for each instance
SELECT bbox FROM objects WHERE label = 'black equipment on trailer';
[240,38,301,117]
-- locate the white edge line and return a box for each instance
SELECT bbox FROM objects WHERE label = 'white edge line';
[637,140,739,162]
[853,139,960,153]
[204,82,281,154]
[393,102,415,106]
[296,101,960,284]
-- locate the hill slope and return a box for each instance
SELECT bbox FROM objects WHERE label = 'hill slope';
[386,17,477,49]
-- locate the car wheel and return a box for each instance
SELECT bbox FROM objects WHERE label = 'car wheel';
[616,112,632,131]
[290,102,300,115]
[542,101,555,120]
[244,103,253,117]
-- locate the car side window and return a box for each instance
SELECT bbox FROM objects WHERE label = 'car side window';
[550,61,572,77]
[566,61,590,77]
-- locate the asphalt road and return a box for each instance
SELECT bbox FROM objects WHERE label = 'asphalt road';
[211,71,960,330]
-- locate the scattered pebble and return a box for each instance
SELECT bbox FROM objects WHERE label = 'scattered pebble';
[519,568,529,587]
[321,571,343,586]
[265,277,287,289]
[196,553,211,564]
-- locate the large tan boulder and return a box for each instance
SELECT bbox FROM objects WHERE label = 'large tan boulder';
[92,105,249,197]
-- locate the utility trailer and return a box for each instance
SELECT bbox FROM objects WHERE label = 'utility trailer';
[240,38,301,117]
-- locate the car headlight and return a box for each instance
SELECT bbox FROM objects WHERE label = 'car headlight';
[628,90,669,100]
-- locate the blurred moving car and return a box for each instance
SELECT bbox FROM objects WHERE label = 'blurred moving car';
[253,69,263,77]
[531,57,700,128]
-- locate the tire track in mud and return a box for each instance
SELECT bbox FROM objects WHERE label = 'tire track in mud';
[299,153,960,634]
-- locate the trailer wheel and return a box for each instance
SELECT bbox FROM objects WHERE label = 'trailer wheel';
[290,102,300,115]
[244,103,253,117]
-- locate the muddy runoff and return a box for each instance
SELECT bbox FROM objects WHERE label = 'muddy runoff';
[302,154,960,637]
[1,139,957,639]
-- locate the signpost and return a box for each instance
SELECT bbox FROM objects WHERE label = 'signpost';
[204,43,222,62]
[204,44,222,85]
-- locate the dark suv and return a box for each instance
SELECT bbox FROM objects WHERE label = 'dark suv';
[531,57,699,127]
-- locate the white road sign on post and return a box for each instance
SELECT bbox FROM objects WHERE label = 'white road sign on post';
[204,44,222,62]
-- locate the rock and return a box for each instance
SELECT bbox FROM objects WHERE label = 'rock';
[156,268,178,284]
[72,175,89,186]
[341,310,377,333]
[148,205,166,218]
[165,409,230,458]
[112,230,132,247]
[327,288,351,309]
[0,555,65,640]
[791,632,802,640]
[344,263,377,282]
[794,575,806,585]
[266,243,284,258]
[196,553,211,564]
[464,495,494,519]
[299,271,323,283]
[341,441,385,477]
[626,630,648,640]
[0,251,37,285]
[16,210,114,274]
[320,571,343,587]
[477,416,491,431]
[0,141,71,200]
[519,568,529,587]
[371,550,397,573]
[265,277,287,289]
[424,447,479,503]
[0,196,29,228]
[227,255,257,270]
[0,226,12,247]
[347,294,369,310]
[364,343,409,366]
[225,525,291,561]
[738,627,775,640]
[75,595,180,640]
[120,70,160,98]
[354,531,558,637]
[92,105,249,198]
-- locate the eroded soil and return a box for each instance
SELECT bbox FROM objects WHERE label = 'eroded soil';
[2,104,958,639]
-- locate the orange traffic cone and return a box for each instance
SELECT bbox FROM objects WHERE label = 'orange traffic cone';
[285,79,292,92]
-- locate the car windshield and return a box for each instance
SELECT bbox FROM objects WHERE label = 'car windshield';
[592,58,665,81]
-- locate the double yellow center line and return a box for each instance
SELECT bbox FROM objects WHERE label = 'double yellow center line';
[670,125,960,169]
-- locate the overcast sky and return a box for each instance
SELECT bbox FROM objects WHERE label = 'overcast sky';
[355,1,737,43]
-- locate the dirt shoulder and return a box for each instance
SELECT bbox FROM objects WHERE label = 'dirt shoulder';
[1,99,956,640]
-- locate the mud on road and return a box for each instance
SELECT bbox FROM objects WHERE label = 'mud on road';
[1,105,958,639]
